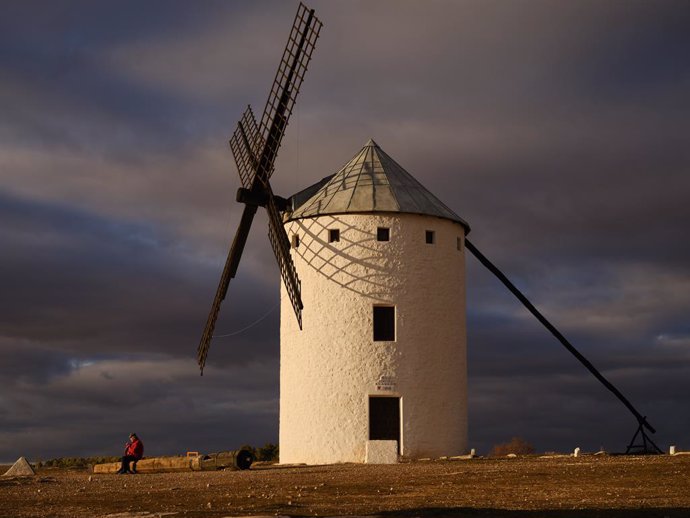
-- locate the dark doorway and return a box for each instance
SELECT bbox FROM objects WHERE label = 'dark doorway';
[369,396,400,453]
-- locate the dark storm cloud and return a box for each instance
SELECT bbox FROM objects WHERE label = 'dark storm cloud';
[0,340,72,386]
[0,352,280,459]
[1,0,688,460]
[0,1,272,158]
[0,191,279,362]
[0,190,282,458]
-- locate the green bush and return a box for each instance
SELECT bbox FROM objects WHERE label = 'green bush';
[257,443,279,462]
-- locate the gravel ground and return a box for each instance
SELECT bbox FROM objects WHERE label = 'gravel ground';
[1,455,689,517]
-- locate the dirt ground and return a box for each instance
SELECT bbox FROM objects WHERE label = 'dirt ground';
[1,455,689,518]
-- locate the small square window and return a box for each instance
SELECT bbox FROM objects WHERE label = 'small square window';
[328,229,340,243]
[425,230,435,244]
[373,306,395,341]
[377,227,390,242]
[457,237,462,250]
[291,234,300,248]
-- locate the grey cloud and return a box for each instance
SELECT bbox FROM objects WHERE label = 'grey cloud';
[0,356,279,459]
[0,192,279,365]
[0,340,73,385]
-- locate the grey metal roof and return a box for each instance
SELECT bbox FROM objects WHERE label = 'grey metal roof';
[287,139,469,230]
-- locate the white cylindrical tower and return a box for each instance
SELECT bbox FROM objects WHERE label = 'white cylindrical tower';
[279,140,469,464]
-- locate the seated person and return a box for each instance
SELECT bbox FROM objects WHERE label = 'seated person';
[117,433,144,474]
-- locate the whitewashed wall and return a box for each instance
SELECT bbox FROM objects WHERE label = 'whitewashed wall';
[280,212,467,464]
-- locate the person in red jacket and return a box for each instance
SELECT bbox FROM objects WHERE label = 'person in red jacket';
[117,433,144,474]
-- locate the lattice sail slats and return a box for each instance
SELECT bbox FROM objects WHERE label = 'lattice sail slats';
[254,2,322,187]
[197,205,258,372]
[229,106,263,189]
[266,190,303,329]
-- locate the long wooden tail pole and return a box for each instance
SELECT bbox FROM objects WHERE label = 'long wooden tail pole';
[464,238,656,435]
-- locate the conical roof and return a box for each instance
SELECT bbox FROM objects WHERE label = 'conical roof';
[288,139,469,231]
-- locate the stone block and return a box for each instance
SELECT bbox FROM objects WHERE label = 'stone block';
[365,440,398,464]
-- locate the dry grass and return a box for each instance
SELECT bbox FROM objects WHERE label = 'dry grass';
[1,454,689,517]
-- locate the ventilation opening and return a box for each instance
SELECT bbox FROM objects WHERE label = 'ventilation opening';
[425,230,435,244]
[373,306,395,341]
[329,229,340,243]
[377,227,390,242]
[369,396,401,453]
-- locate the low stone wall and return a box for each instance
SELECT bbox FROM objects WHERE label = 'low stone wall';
[93,450,253,473]
[93,456,201,474]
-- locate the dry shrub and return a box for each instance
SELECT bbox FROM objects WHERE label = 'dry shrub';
[490,437,535,457]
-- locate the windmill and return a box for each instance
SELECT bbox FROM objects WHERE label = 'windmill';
[197,3,660,461]
[197,3,321,373]
[275,139,662,462]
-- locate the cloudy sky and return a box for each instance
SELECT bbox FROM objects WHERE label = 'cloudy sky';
[1,0,689,461]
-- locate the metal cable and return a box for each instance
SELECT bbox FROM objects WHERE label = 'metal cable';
[212,298,281,338]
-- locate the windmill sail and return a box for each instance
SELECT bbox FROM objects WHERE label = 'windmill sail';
[230,106,263,190]
[255,3,321,187]
[266,187,303,329]
[197,3,321,373]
